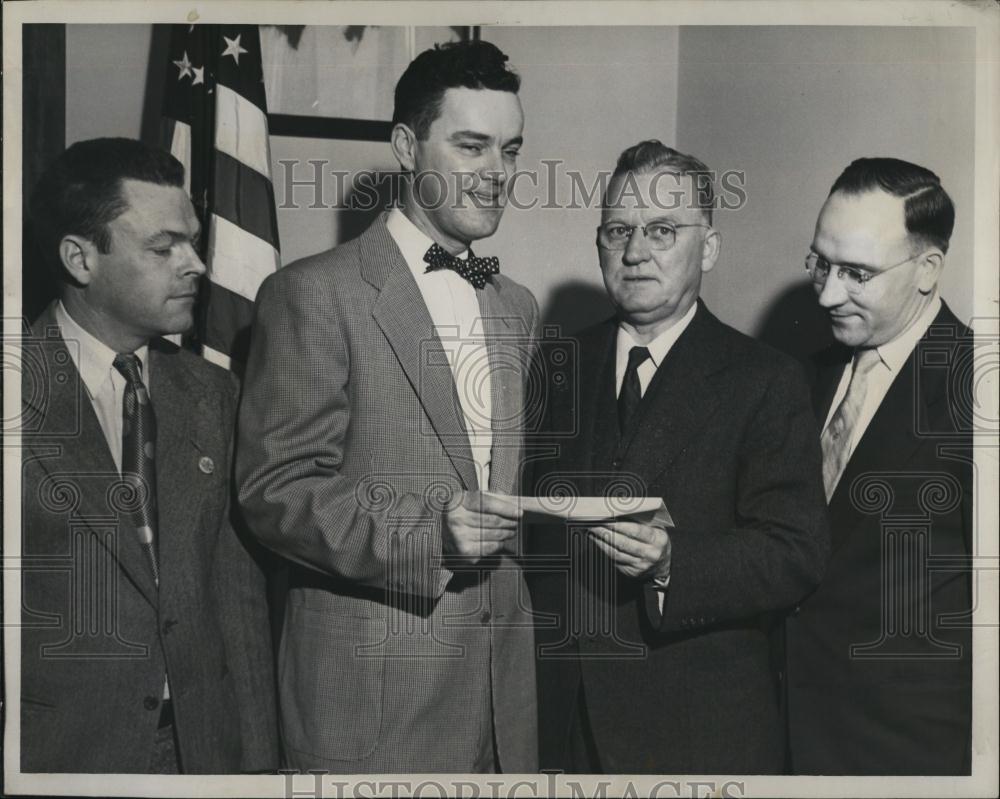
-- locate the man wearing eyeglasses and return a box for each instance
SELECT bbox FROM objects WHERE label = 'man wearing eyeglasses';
[529,140,829,774]
[785,158,973,775]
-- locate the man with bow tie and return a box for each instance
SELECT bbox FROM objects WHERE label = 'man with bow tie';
[237,40,539,773]
[19,138,278,774]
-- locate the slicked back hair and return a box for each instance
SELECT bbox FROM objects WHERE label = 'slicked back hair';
[31,137,186,283]
[606,139,715,225]
[392,40,520,140]
[830,157,955,254]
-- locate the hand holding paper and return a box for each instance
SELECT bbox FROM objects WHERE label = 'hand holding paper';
[589,521,672,581]
[443,491,522,564]
[516,493,674,581]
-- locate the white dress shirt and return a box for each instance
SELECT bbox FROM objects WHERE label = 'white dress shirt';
[614,300,697,607]
[822,294,942,460]
[385,208,494,490]
[55,300,150,474]
[615,301,698,398]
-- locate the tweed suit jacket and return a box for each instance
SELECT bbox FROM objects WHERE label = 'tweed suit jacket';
[19,301,278,774]
[236,215,539,773]
[785,301,973,775]
[529,302,830,774]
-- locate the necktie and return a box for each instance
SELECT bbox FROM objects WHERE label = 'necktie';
[618,346,651,434]
[423,242,500,290]
[114,353,160,585]
[821,348,882,501]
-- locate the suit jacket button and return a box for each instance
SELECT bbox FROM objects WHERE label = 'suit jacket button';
[162,619,178,635]
[792,605,802,616]
[480,610,492,625]
[198,456,215,474]
[143,696,160,711]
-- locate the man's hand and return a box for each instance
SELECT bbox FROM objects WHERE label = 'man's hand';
[442,491,522,564]
[589,521,672,581]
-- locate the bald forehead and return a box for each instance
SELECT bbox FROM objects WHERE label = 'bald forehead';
[816,189,909,246]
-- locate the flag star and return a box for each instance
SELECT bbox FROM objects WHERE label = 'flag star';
[221,34,248,64]
[192,65,205,86]
[173,51,193,80]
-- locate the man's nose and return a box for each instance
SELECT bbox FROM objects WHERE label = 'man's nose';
[622,227,651,265]
[816,269,848,308]
[480,152,509,187]
[181,242,207,277]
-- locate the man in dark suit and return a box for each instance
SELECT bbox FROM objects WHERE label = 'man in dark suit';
[786,157,974,775]
[18,138,278,773]
[529,140,830,774]
[237,41,538,773]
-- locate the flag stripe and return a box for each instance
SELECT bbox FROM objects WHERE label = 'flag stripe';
[163,24,280,367]
[200,281,256,364]
[212,150,281,250]
[214,83,272,179]
[207,213,280,302]
[168,119,193,195]
[201,345,233,371]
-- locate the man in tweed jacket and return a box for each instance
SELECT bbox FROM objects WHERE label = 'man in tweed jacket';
[237,41,539,773]
[20,138,278,774]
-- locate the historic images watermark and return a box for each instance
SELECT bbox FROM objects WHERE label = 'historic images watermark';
[275,160,749,214]
[280,772,748,798]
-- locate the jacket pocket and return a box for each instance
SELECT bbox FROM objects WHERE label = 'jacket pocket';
[279,606,386,761]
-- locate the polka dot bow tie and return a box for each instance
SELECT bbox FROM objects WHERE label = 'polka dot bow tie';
[423,243,500,290]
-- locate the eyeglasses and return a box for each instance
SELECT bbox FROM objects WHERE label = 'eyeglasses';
[805,251,921,294]
[597,222,711,252]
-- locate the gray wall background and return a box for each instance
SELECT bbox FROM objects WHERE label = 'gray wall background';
[63,24,976,347]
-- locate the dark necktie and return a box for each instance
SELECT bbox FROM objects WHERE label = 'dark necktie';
[423,242,500,289]
[113,353,160,585]
[618,346,651,433]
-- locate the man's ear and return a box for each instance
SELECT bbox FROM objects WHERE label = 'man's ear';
[915,248,944,295]
[58,235,98,286]
[700,228,722,274]
[390,123,418,173]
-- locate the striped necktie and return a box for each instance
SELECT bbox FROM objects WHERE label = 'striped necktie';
[821,348,882,501]
[114,353,160,585]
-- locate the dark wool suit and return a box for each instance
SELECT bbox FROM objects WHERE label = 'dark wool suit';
[786,301,974,775]
[529,301,830,774]
[236,217,539,773]
[19,302,279,774]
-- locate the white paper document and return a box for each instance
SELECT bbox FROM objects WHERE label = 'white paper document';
[516,495,674,528]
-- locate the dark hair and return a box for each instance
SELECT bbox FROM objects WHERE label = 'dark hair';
[829,157,955,253]
[606,139,715,224]
[392,40,520,140]
[30,137,186,281]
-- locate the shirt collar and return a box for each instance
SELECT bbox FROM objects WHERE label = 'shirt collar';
[55,300,150,398]
[617,300,699,369]
[869,293,942,373]
[385,207,469,282]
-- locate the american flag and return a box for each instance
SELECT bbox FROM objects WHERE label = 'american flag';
[162,24,280,370]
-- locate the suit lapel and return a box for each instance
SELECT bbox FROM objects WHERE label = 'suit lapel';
[813,346,851,422]
[478,283,521,494]
[149,345,211,599]
[618,303,723,485]
[588,327,622,483]
[23,305,159,606]
[825,305,964,553]
[362,220,479,491]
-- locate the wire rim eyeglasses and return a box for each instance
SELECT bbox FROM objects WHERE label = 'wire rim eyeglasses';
[597,222,712,252]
